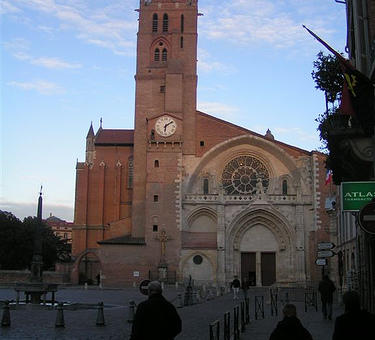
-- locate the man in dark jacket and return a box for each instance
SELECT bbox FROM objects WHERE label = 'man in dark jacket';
[318,275,336,320]
[332,291,375,340]
[130,281,182,340]
[269,304,313,340]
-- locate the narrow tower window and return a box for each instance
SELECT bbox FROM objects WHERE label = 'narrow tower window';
[180,36,184,48]
[127,156,133,189]
[152,13,158,32]
[203,178,209,194]
[162,48,168,61]
[154,48,160,61]
[163,13,168,32]
[181,14,184,33]
[282,179,288,195]
[154,160,159,168]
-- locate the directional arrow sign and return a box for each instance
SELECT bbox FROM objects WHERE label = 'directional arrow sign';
[315,258,327,266]
[317,242,335,250]
[317,250,335,258]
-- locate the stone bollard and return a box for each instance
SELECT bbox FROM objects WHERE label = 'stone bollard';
[127,300,136,323]
[96,302,105,326]
[175,282,178,290]
[84,282,88,290]
[1,301,10,328]
[55,302,65,328]
[161,282,165,290]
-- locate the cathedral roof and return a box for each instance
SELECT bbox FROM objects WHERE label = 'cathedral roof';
[95,129,134,146]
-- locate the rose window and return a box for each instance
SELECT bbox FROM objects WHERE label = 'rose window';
[221,156,269,195]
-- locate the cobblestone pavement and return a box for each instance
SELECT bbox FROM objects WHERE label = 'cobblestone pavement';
[0,286,342,339]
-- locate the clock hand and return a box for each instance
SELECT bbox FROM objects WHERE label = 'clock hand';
[164,121,173,131]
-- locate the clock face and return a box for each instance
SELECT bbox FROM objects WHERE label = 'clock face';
[155,116,177,137]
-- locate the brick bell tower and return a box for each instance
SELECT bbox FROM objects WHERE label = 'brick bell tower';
[132,0,198,252]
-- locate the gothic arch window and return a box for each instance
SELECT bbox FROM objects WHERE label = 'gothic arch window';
[203,178,209,194]
[163,13,168,32]
[221,156,269,195]
[282,179,288,195]
[181,14,184,33]
[154,48,160,61]
[152,13,158,32]
[127,156,133,189]
[162,48,168,61]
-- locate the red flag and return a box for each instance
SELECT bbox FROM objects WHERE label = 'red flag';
[325,169,333,185]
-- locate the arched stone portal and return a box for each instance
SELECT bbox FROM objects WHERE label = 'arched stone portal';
[226,206,297,286]
[76,250,102,285]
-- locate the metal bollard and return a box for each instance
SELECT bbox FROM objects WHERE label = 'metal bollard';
[127,300,136,323]
[96,302,105,326]
[1,301,10,328]
[55,302,65,328]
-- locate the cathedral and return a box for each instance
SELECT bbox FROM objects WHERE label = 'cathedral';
[71,0,333,287]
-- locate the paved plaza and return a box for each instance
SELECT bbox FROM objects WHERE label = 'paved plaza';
[0,285,342,339]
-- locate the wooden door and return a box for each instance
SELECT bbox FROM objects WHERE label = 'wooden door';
[241,252,256,286]
[261,252,276,286]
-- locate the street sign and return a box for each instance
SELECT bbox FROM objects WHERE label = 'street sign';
[315,258,327,266]
[341,181,375,211]
[317,242,335,250]
[317,250,335,258]
[139,279,150,296]
[359,202,375,235]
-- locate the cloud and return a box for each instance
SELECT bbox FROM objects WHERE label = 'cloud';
[198,48,236,74]
[0,200,73,222]
[198,101,240,120]
[7,80,65,95]
[31,57,82,69]
[0,1,21,14]
[5,0,137,56]
[4,38,82,69]
[200,0,340,50]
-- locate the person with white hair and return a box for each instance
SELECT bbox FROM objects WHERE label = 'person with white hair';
[130,281,182,340]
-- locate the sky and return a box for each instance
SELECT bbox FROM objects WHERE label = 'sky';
[1,0,347,222]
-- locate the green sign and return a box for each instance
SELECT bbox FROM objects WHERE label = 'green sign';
[341,182,375,211]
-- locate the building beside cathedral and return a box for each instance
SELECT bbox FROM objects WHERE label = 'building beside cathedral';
[71,0,334,287]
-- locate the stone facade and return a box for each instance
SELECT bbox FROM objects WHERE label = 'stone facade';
[72,0,335,287]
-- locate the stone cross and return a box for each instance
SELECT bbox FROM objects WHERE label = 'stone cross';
[155,229,171,264]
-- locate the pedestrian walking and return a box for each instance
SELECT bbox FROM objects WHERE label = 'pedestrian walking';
[318,275,336,320]
[332,290,375,340]
[269,303,313,340]
[231,275,241,300]
[130,281,182,340]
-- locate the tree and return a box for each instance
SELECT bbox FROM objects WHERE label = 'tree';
[0,211,71,270]
[311,51,344,149]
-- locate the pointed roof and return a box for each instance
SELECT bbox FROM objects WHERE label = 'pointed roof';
[86,122,94,138]
[95,129,134,145]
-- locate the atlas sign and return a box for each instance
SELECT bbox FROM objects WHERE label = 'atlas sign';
[341,181,375,211]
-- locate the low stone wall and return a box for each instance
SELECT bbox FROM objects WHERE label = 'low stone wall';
[0,270,70,284]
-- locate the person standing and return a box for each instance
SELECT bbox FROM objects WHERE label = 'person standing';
[318,275,336,320]
[130,281,182,340]
[269,304,313,340]
[332,291,375,340]
[242,276,250,300]
[231,275,241,300]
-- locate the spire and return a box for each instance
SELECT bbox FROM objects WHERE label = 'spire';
[37,186,43,221]
[100,117,103,129]
[86,121,94,138]
[265,129,275,141]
